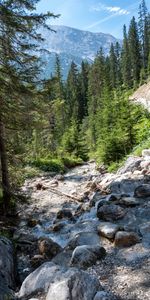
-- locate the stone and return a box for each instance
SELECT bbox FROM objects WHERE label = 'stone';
[0,236,15,300]
[140,160,150,169]
[89,191,103,207]
[27,218,38,227]
[97,223,120,240]
[70,245,106,268]
[66,231,100,250]
[52,221,66,232]
[142,149,150,157]
[114,231,140,247]
[57,208,73,219]
[38,237,62,258]
[46,268,101,300]
[97,204,126,221]
[30,255,46,268]
[119,197,140,207]
[117,156,142,175]
[18,263,101,300]
[134,184,150,198]
[94,291,111,300]
[17,262,60,298]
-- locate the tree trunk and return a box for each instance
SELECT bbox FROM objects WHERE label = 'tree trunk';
[0,117,11,211]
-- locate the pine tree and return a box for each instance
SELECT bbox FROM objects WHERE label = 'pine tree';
[121,25,132,88]
[109,43,118,88]
[128,17,141,85]
[0,0,57,210]
[78,61,89,120]
[138,0,149,68]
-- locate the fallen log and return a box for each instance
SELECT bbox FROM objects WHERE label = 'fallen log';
[48,187,81,202]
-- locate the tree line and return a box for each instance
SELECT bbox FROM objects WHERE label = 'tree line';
[0,0,150,212]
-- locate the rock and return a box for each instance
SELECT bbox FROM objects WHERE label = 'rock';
[52,249,73,267]
[119,197,140,207]
[46,268,101,300]
[97,223,120,240]
[0,236,15,300]
[89,191,103,207]
[70,245,106,268]
[38,237,62,258]
[140,160,150,169]
[117,156,142,175]
[142,149,150,157]
[55,174,64,181]
[97,204,126,221]
[134,184,150,198]
[27,218,38,227]
[18,262,101,300]
[52,221,66,232]
[94,291,111,300]
[57,208,73,219]
[67,231,100,250]
[17,262,60,298]
[30,255,46,268]
[114,231,140,247]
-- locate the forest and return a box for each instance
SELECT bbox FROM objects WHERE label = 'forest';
[0,0,150,212]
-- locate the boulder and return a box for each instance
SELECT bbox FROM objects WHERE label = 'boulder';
[97,204,126,221]
[119,197,140,207]
[89,191,103,207]
[46,268,101,300]
[117,156,142,175]
[38,237,62,258]
[18,262,101,300]
[17,262,60,298]
[70,245,106,268]
[97,223,120,240]
[57,208,73,219]
[0,236,15,300]
[134,184,150,198]
[67,231,100,250]
[114,231,140,247]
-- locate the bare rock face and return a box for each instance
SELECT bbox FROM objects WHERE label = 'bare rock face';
[70,245,106,268]
[134,184,150,198]
[38,237,62,258]
[114,231,140,247]
[0,236,15,300]
[97,204,126,222]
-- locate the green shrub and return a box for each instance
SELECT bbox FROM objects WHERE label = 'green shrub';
[29,158,65,173]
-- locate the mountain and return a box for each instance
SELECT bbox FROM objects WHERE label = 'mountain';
[40,25,120,79]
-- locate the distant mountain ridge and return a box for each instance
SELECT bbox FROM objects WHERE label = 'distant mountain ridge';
[40,25,120,79]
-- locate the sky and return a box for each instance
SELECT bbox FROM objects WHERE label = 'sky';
[36,0,150,38]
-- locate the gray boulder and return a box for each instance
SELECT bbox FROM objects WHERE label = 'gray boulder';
[97,204,126,221]
[67,231,100,250]
[70,245,106,268]
[134,184,150,198]
[97,223,120,240]
[17,262,61,298]
[46,268,101,300]
[117,156,142,175]
[0,236,15,300]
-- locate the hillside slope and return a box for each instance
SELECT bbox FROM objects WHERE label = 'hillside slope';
[130,81,150,112]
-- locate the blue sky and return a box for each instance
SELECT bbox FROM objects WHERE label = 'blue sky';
[36,0,150,38]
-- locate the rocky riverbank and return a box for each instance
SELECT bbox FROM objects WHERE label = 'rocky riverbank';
[0,150,150,300]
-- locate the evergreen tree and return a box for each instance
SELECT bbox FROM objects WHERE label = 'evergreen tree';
[138,0,149,68]
[121,25,132,88]
[128,17,141,85]
[109,43,118,88]
[78,61,89,120]
[0,0,57,210]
